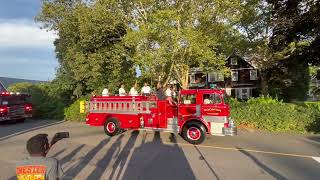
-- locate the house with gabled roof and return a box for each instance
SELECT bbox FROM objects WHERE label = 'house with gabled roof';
[189,53,260,99]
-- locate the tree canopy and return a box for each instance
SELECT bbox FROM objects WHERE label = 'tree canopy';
[37,0,136,97]
[36,0,320,100]
[37,0,257,93]
[264,0,320,100]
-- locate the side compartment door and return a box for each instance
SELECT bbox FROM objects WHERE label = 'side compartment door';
[144,101,159,128]
[143,100,167,128]
[157,100,167,128]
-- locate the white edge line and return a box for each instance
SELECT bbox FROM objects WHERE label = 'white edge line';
[312,157,320,163]
[0,120,65,141]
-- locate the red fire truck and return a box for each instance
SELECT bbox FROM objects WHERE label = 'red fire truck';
[0,91,33,122]
[84,89,237,144]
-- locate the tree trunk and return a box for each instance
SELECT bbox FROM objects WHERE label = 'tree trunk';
[181,66,189,89]
[164,63,175,86]
[173,64,189,89]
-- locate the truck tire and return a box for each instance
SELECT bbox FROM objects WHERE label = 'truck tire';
[104,118,121,136]
[182,122,206,145]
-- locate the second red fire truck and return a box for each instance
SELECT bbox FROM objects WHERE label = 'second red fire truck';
[0,91,33,122]
[84,88,237,144]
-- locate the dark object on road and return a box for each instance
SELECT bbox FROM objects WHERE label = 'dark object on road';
[55,132,69,139]
[51,132,70,146]
[15,132,69,180]
[0,91,32,123]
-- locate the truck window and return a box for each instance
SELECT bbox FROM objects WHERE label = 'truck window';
[203,94,222,104]
[180,94,196,104]
[0,96,30,105]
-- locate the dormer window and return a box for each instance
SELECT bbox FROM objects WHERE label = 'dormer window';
[231,57,238,65]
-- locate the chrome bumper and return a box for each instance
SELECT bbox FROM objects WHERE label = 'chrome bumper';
[223,127,237,136]
[0,114,32,121]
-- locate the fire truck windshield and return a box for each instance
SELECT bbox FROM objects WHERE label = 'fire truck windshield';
[0,96,30,106]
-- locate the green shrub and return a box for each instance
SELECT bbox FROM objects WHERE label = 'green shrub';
[230,97,320,133]
[300,101,320,112]
[8,82,65,119]
[246,95,283,105]
[64,97,89,122]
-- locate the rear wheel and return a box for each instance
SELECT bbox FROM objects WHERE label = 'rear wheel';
[104,118,121,136]
[182,122,206,145]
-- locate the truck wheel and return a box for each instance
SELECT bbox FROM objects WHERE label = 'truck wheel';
[182,122,206,145]
[104,118,120,136]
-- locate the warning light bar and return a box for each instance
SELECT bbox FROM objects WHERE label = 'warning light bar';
[0,92,10,95]
[0,91,24,96]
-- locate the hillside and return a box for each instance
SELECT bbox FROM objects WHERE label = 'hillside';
[0,77,46,90]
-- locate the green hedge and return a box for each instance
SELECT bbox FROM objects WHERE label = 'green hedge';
[64,97,89,122]
[230,97,320,133]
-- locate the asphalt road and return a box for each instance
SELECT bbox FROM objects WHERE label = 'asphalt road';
[0,119,320,180]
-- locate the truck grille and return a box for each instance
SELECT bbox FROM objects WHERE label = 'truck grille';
[8,106,25,118]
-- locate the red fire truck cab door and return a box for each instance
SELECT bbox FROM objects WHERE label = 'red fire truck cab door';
[201,93,227,135]
[178,93,197,120]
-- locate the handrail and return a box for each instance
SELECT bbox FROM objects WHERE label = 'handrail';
[86,100,154,114]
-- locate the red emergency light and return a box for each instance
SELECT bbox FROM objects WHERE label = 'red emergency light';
[24,104,33,112]
[0,91,26,96]
[0,106,8,115]
[0,92,10,96]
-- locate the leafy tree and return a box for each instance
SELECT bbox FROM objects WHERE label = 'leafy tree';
[120,0,248,88]
[37,0,136,98]
[265,0,320,100]
[268,0,320,65]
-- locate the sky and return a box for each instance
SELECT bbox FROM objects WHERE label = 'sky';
[0,0,58,81]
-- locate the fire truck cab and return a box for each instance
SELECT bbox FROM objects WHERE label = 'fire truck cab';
[0,92,33,122]
[85,88,237,144]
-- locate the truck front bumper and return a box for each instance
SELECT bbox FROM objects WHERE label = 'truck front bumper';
[0,114,32,121]
[223,127,237,136]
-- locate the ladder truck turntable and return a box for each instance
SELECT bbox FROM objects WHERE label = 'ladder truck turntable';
[83,88,237,144]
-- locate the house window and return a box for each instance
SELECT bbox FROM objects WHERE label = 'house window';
[235,88,252,99]
[231,57,238,65]
[189,74,196,83]
[208,72,224,82]
[241,89,248,99]
[250,70,258,80]
[231,71,238,81]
